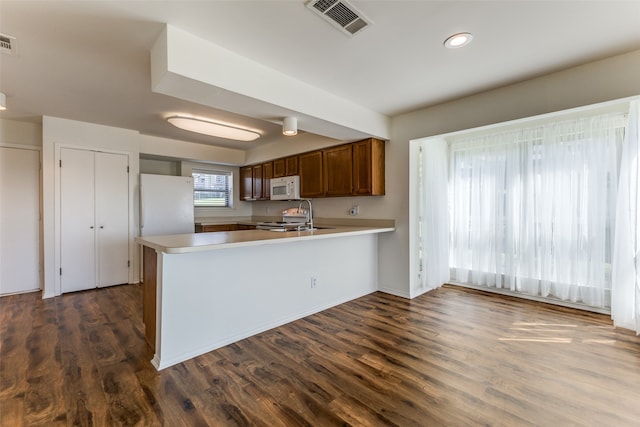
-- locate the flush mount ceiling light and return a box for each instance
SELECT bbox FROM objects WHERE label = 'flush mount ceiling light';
[444,32,474,49]
[167,116,260,141]
[0,92,6,110]
[282,116,298,136]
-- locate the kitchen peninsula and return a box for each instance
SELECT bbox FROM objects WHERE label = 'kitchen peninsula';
[136,223,394,370]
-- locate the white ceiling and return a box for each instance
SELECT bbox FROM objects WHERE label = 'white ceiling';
[1,0,640,150]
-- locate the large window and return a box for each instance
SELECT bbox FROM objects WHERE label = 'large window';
[192,170,232,207]
[448,112,627,308]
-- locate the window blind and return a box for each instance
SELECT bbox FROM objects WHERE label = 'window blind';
[192,170,232,207]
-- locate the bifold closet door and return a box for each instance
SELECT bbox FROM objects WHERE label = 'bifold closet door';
[94,151,129,287]
[0,146,41,295]
[60,148,129,293]
[60,148,96,293]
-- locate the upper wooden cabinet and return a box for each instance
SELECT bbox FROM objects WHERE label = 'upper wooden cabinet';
[273,156,298,178]
[240,166,253,200]
[240,162,272,200]
[273,158,285,178]
[299,151,324,198]
[241,138,384,201]
[324,144,353,197]
[353,138,385,196]
[285,156,299,176]
[252,164,263,200]
[262,162,273,200]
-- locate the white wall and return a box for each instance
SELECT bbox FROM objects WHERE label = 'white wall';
[380,49,640,298]
[0,119,42,146]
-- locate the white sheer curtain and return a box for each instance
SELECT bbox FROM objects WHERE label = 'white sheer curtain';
[418,139,449,291]
[449,112,626,308]
[612,101,640,334]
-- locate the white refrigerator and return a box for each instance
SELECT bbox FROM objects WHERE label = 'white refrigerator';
[140,174,195,236]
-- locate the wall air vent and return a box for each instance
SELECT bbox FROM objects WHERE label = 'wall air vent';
[306,0,372,37]
[0,33,17,55]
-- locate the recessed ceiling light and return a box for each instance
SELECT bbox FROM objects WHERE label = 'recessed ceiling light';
[444,32,474,49]
[167,116,261,141]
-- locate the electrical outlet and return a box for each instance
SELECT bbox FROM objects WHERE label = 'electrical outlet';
[311,277,317,288]
[349,205,360,216]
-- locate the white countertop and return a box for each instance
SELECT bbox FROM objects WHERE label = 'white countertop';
[136,225,395,254]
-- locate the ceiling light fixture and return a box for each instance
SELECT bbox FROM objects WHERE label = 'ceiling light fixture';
[282,116,297,136]
[0,92,6,110]
[444,32,474,49]
[167,115,260,141]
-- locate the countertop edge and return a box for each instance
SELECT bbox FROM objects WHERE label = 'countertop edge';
[136,227,395,254]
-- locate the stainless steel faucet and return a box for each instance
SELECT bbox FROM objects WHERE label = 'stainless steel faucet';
[298,199,313,230]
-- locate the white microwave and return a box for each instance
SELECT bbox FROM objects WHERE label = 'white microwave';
[270,176,301,200]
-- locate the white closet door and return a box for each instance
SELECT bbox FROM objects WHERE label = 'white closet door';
[0,146,41,295]
[60,148,96,293]
[95,152,129,287]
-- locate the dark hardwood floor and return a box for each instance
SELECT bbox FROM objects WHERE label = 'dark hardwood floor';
[1,283,639,426]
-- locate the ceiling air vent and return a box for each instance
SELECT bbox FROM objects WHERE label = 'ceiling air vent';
[306,0,372,37]
[0,33,17,55]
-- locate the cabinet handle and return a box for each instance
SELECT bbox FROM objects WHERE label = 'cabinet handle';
[100,226,104,229]
[90,226,94,229]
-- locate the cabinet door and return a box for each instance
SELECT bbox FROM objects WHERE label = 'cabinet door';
[0,146,41,295]
[299,151,324,198]
[285,156,299,176]
[324,144,353,196]
[201,224,237,232]
[252,164,263,200]
[262,162,273,200]
[273,159,285,178]
[353,138,385,196]
[95,152,129,287]
[60,148,96,293]
[240,166,253,200]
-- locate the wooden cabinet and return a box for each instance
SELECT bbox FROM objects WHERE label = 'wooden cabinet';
[299,151,324,198]
[273,156,298,178]
[236,224,257,230]
[240,166,253,200]
[323,144,353,196]
[353,138,385,196]
[242,138,384,200]
[273,158,285,178]
[286,156,299,176]
[200,224,238,232]
[262,162,273,200]
[143,246,157,350]
[252,164,263,200]
[241,163,272,200]
[196,223,257,233]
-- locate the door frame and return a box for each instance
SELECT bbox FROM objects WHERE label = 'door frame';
[54,143,136,296]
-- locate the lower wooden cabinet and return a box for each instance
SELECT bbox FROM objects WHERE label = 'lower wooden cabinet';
[196,223,256,232]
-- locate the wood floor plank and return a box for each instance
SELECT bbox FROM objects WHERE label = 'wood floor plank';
[2,283,640,426]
